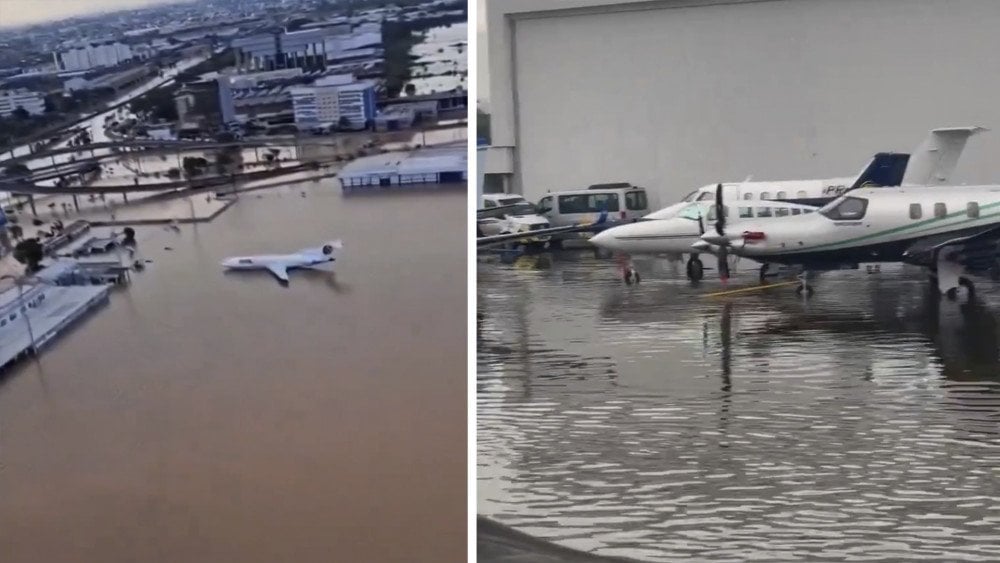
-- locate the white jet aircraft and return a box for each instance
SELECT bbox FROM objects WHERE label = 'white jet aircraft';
[591,126,986,283]
[221,240,343,284]
[698,184,1000,299]
[644,126,985,221]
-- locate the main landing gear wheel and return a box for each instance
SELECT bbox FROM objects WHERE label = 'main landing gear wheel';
[759,263,770,283]
[946,277,976,301]
[624,266,640,285]
[686,258,704,282]
[795,283,814,297]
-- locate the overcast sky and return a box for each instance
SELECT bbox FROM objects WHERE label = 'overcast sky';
[0,0,189,28]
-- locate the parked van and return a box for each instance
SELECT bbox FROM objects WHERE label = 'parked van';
[478,193,553,246]
[536,183,650,234]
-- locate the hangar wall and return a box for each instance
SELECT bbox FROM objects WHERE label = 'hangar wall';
[493,0,1000,205]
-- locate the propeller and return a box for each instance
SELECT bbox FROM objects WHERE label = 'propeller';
[714,183,730,280]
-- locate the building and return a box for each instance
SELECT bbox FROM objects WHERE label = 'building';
[290,76,376,131]
[174,80,222,130]
[0,89,45,117]
[230,24,382,73]
[338,146,467,189]
[484,0,1000,203]
[53,42,134,72]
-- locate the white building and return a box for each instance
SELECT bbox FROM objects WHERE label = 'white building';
[484,0,1000,203]
[290,76,377,131]
[54,42,134,72]
[0,89,45,117]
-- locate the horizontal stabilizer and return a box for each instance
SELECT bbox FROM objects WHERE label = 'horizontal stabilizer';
[901,126,987,186]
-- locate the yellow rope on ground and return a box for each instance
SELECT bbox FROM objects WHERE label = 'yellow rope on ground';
[703,280,801,297]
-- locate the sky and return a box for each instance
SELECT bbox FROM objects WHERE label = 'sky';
[0,0,187,28]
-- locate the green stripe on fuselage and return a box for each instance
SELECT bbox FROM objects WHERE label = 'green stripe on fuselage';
[784,200,1000,254]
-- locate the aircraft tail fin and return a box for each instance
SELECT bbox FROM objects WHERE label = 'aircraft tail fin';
[849,152,910,189]
[900,126,987,186]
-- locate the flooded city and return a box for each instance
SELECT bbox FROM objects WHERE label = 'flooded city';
[477,252,1000,562]
[0,181,467,562]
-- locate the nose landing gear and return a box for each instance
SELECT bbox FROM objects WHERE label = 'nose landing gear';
[686,255,704,282]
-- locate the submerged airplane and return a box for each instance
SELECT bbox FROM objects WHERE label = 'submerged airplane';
[644,126,985,221]
[698,183,1000,298]
[592,126,986,283]
[221,240,343,284]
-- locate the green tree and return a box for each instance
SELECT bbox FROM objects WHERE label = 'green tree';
[13,238,44,273]
[11,107,30,120]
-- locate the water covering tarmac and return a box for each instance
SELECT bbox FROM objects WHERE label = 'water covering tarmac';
[478,251,1000,562]
[0,181,467,563]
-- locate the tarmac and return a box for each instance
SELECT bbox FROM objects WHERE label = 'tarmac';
[477,517,643,563]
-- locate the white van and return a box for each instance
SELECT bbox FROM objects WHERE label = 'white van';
[478,193,553,246]
[536,183,650,231]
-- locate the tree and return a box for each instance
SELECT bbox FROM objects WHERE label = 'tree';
[338,116,352,130]
[13,238,44,273]
[404,83,417,96]
[11,107,30,120]
[182,156,208,178]
[215,152,234,174]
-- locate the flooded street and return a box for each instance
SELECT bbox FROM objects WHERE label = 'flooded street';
[477,252,1000,562]
[407,23,467,96]
[0,181,467,562]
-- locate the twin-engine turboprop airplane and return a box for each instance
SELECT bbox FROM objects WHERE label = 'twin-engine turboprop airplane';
[699,184,1000,298]
[221,240,343,285]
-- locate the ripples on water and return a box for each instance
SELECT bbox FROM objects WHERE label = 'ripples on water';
[477,251,1000,562]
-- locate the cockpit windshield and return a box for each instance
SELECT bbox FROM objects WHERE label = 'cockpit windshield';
[818,196,868,220]
[681,190,698,202]
[678,203,705,221]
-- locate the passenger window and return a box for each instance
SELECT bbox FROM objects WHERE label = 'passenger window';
[757,207,773,218]
[934,202,947,218]
[803,209,813,214]
[775,207,789,217]
[967,202,980,218]
[706,205,729,221]
[791,208,801,215]
[909,203,922,219]
[761,192,771,200]
[743,193,753,200]
[739,207,753,218]
[697,192,714,201]
[776,191,787,199]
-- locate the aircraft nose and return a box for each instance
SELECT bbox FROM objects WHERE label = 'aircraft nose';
[589,228,620,251]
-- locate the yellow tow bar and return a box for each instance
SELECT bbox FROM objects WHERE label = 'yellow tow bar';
[703,280,801,298]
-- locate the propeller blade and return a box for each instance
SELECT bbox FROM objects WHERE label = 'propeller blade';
[714,183,725,236]
[697,211,704,235]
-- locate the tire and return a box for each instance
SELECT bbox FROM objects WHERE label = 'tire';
[687,259,704,282]
[795,283,814,297]
[759,263,770,283]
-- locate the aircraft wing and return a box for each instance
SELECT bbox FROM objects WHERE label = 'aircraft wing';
[266,264,290,283]
[901,225,1000,269]
[477,224,585,247]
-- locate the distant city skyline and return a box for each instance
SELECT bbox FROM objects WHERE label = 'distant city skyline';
[0,0,191,28]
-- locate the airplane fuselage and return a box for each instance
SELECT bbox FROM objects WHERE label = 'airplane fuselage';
[712,185,1000,267]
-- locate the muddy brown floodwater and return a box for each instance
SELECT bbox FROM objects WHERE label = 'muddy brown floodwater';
[0,181,467,563]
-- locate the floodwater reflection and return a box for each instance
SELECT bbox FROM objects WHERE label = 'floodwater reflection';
[478,252,1000,562]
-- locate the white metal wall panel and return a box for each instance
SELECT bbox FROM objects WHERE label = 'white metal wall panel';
[511,0,1000,205]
